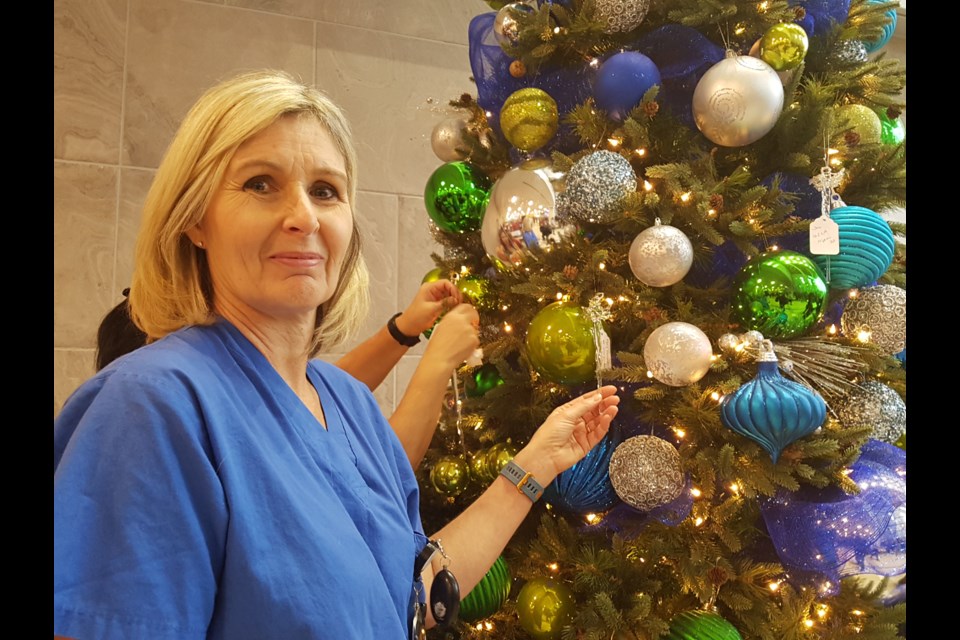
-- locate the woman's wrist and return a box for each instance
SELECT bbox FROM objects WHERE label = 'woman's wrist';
[509,448,558,489]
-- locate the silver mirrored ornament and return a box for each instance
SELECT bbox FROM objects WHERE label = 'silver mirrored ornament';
[628,221,694,287]
[493,2,535,49]
[481,158,574,269]
[692,53,784,147]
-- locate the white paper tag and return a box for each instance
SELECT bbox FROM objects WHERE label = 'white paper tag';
[465,348,484,368]
[596,328,612,372]
[809,216,840,255]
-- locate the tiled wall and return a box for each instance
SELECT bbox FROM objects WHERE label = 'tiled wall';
[53,0,907,417]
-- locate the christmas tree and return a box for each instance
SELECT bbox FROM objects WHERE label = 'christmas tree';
[416,1,906,638]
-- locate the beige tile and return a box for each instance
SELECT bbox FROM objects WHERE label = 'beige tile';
[314,24,474,197]
[123,0,315,168]
[210,0,482,44]
[398,194,445,314]
[54,162,119,349]
[117,168,155,288]
[54,0,127,163]
[314,353,396,417]
[54,349,98,417]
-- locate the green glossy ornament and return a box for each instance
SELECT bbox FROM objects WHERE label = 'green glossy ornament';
[895,431,906,451]
[422,267,445,284]
[665,610,743,640]
[466,363,505,398]
[525,302,597,384]
[430,455,470,497]
[456,275,494,310]
[485,442,518,479]
[516,577,576,640]
[459,556,512,622]
[424,161,492,234]
[730,250,828,339]
[759,22,809,71]
[878,110,906,145]
[499,87,559,152]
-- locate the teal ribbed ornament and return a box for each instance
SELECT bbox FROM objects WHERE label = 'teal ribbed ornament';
[811,205,895,290]
[545,425,623,515]
[720,341,827,463]
[665,610,743,640]
[459,556,511,623]
[862,0,898,53]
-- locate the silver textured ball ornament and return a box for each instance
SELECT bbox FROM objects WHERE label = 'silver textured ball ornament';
[643,322,713,387]
[431,116,471,162]
[493,2,535,49]
[593,0,651,34]
[742,330,765,347]
[718,333,741,354]
[840,285,906,356]
[628,221,694,287]
[558,150,636,223]
[835,381,906,444]
[692,53,784,147]
[827,39,869,69]
[608,435,684,511]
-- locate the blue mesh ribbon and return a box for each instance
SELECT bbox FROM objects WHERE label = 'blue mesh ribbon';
[760,439,906,595]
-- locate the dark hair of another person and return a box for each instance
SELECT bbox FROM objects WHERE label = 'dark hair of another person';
[96,289,148,371]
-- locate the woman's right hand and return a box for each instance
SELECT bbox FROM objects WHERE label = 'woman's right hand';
[422,303,480,371]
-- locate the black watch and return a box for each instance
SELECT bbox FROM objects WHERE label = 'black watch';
[387,312,420,347]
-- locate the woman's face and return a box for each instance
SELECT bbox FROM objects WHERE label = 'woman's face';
[190,113,354,324]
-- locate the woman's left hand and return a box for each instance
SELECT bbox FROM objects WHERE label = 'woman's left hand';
[521,385,620,482]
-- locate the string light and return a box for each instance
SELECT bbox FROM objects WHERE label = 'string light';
[768,580,782,592]
[553,26,561,34]
[758,1,770,11]
[598,262,606,270]
[816,604,830,619]
[503,322,513,333]
[729,482,740,495]
[673,427,686,438]
[556,292,564,300]
[827,324,838,335]
[803,619,815,629]
[769,244,779,251]
[635,148,646,157]
[734,23,746,35]
[679,191,692,203]
[856,329,872,343]
[690,487,702,498]
[607,137,622,148]
[547,562,559,572]
[585,513,601,524]
[710,391,722,401]
[848,289,860,299]
[643,180,654,191]
[707,208,717,217]
[589,58,600,68]
[605,297,614,306]
[646,370,654,378]
[694,517,705,526]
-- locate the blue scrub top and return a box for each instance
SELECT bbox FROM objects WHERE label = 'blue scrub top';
[54,321,426,640]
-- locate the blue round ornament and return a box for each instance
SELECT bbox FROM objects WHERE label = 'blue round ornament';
[545,424,623,515]
[594,51,662,121]
[862,0,898,53]
[810,205,895,290]
[720,344,827,462]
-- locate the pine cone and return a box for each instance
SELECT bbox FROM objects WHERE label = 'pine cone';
[707,566,730,587]
[509,60,527,78]
[563,265,579,280]
[844,131,862,146]
[643,101,659,117]
[886,106,902,120]
[709,194,724,211]
[794,6,806,20]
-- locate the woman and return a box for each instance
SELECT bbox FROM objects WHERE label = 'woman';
[53,69,619,640]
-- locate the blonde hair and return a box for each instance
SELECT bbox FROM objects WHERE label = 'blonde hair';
[129,69,369,355]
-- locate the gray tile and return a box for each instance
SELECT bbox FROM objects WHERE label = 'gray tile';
[117,168,155,289]
[123,0,315,167]
[54,162,119,348]
[54,0,127,163]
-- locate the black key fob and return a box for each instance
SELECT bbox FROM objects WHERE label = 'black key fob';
[431,567,460,628]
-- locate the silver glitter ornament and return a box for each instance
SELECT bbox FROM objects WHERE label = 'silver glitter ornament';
[643,322,713,387]
[493,2,535,49]
[692,52,784,147]
[835,381,906,444]
[558,150,636,223]
[608,435,684,511]
[480,158,574,269]
[593,0,651,34]
[827,39,869,69]
[742,330,765,347]
[628,220,694,287]
[840,285,906,356]
[431,116,470,163]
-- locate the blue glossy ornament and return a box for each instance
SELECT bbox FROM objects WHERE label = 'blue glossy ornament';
[594,51,661,121]
[720,344,827,462]
[862,0,898,53]
[545,425,623,515]
[810,205,895,290]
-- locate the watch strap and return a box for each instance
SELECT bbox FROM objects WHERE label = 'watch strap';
[499,459,543,503]
[387,312,420,347]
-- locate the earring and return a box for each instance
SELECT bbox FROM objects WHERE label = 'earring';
[196,240,205,249]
